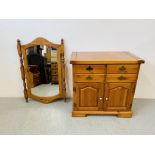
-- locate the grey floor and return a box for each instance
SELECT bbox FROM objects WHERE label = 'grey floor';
[31,84,59,97]
[0,98,154,134]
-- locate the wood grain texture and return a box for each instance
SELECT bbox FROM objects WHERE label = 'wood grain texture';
[17,37,66,104]
[104,83,135,111]
[17,40,28,102]
[106,74,137,82]
[107,64,139,74]
[70,51,144,118]
[74,74,105,82]
[72,111,132,118]
[74,83,103,111]
[73,65,105,74]
[70,52,145,64]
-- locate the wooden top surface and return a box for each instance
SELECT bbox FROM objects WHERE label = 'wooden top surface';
[70,52,145,64]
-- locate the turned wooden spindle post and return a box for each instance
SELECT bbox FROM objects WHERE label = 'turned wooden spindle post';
[61,39,66,102]
[17,39,28,102]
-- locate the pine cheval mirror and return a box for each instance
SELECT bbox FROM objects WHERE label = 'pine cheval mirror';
[17,37,66,103]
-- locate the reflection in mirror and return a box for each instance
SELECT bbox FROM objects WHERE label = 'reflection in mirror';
[26,45,59,97]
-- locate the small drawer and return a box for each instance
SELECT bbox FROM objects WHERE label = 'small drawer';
[107,64,139,74]
[74,74,105,82]
[33,73,40,78]
[51,70,58,74]
[52,75,58,79]
[106,74,137,82]
[51,66,58,69]
[73,65,105,74]
[51,64,58,68]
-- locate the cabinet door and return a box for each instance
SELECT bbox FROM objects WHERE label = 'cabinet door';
[74,83,103,111]
[104,83,135,111]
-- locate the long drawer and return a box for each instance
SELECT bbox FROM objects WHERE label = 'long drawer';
[106,74,137,82]
[107,64,139,74]
[74,74,105,82]
[73,65,105,74]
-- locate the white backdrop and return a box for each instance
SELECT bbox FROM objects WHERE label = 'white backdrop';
[0,19,154,99]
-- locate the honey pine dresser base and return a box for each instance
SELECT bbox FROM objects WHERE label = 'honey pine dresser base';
[70,52,144,118]
[72,111,132,118]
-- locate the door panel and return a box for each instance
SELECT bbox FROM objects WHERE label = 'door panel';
[75,83,103,111]
[105,83,135,111]
[80,87,98,107]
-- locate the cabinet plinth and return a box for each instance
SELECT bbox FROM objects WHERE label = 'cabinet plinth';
[70,52,144,118]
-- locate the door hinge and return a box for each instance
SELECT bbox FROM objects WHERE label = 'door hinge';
[73,87,76,92]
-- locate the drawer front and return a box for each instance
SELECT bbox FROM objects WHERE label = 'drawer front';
[73,65,105,74]
[51,76,58,84]
[51,70,58,75]
[33,73,40,78]
[106,74,137,82]
[107,64,139,73]
[52,75,58,80]
[74,74,105,82]
[51,64,58,69]
[51,66,58,70]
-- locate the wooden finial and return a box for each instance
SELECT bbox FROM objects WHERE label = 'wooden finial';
[17,39,21,45]
[61,39,64,45]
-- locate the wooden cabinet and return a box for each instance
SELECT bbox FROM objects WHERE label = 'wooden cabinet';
[70,52,144,118]
[51,62,58,84]
[28,65,41,88]
[104,83,135,111]
[74,83,103,111]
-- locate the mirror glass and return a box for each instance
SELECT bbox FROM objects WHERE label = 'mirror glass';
[26,45,59,97]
